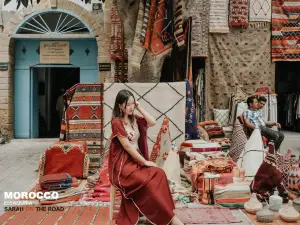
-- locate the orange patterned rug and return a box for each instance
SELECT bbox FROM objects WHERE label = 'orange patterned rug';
[0,206,115,225]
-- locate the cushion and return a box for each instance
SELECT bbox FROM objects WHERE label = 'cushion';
[38,141,89,179]
[213,109,229,127]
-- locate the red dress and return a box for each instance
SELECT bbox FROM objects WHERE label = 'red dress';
[109,115,175,225]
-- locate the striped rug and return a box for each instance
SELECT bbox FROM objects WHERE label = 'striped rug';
[0,206,115,225]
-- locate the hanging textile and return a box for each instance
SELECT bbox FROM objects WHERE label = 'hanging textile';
[162,0,174,45]
[114,60,128,82]
[249,0,271,22]
[185,17,193,85]
[129,0,146,70]
[110,1,128,60]
[184,0,210,57]
[170,19,193,82]
[272,1,300,61]
[205,25,275,120]
[140,0,151,44]
[185,80,200,140]
[282,93,300,131]
[174,0,185,48]
[228,0,249,27]
[209,0,229,33]
[141,0,173,56]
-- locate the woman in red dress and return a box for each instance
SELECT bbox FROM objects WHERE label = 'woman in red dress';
[109,90,183,225]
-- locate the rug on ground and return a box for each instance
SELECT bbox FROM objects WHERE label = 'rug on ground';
[103,82,186,154]
[0,206,114,225]
[174,207,242,224]
[59,83,104,172]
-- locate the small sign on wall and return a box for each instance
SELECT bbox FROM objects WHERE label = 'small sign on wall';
[40,41,70,64]
[99,63,111,71]
[0,63,8,71]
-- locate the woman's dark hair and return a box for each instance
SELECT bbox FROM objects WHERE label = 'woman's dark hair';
[112,89,135,123]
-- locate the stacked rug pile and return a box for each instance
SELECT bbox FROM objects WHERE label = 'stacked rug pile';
[198,121,225,139]
[27,173,86,205]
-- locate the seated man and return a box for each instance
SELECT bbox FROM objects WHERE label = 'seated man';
[258,96,267,109]
[243,96,284,151]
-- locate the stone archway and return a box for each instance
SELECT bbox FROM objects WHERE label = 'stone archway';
[0,0,111,139]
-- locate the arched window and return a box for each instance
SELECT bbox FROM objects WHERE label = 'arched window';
[14,10,93,37]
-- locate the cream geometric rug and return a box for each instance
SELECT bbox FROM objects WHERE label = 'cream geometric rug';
[103,82,186,154]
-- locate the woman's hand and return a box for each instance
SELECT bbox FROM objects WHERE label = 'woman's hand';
[135,101,141,112]
[144,161,158,167]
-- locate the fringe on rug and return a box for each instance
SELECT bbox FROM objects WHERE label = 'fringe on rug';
[248,22,270,29]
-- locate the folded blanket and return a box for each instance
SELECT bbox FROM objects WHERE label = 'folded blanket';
[39,173,72,190]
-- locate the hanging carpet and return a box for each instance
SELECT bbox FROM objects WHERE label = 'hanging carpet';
[229,0,249,27]
[205,25,275,119]
[209,0,230,33]
[272,0,300,61]
[249,0,271,22]
[184,0,210,57]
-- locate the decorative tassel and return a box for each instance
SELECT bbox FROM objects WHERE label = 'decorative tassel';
[248,22,270,29]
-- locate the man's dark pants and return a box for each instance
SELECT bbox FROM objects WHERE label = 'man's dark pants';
[260,126,284,151]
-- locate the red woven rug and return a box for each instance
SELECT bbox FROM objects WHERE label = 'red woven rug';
[60,84,104,171]
[0,206,114,225]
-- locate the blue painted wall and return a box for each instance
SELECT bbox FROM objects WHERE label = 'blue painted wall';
[14,39,99,138]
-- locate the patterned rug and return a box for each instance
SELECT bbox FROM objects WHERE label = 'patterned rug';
[142,0,173,56]
[60,84,104,171]
[110,0,128,60]
[150,116,172,167]
[229,0,249,27]
[184,0,210,57]
[249,0,271,22]
[114,60,128,82]
[129,0,146,70]
[209,0,229,33]
[272,0,300,61]
[205,25,275,119]
[175,208,242,224]
[103,82,186,153]
[0,206,114,224]
[174,0,185,48]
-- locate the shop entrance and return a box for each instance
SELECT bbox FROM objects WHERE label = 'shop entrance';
[275,62,300,132]
[31,67,80,138]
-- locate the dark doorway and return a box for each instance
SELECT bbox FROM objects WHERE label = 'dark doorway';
[34,67,80,138]
[275,62,300,132]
